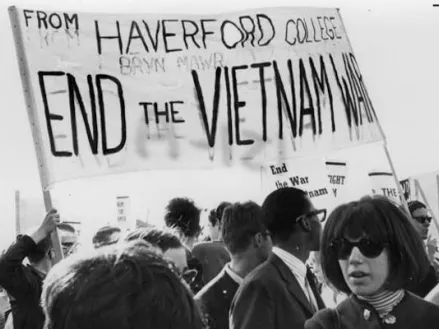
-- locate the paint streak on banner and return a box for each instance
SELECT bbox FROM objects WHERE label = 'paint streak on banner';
[9,7,384,188]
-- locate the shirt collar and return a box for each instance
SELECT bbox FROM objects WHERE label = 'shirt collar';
[272,246,307,281]
[224,263,244,285]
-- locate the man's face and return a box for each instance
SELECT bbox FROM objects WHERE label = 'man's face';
[303,198,323,251]
[59,230,78,257]
[411,207,432,240]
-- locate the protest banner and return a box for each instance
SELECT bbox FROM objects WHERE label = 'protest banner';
[262,156,334,213]
[9,6,385,189]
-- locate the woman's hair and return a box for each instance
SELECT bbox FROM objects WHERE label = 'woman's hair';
[42,241,205,329]
[321,196,430,294]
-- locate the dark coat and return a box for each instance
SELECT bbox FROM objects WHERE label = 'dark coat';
[229,254,325,329]
[195,266,239,329]
[0,235,46,329]
[192,241,230,285]
[305,291,439,329]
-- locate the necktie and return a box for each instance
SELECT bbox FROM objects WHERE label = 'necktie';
[305,266,319,312]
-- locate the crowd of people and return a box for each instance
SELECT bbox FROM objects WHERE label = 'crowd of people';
[0,187,439,329]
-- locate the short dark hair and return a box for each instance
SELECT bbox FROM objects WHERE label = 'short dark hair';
[222,201,264,254]
[57,223,76,234]
[42,241,205,329]
[408,200,427,214]
[28,236,51,264]
[164,198,201,238]
[92,226,121,248]
[208,202,232,227]
[124,228,183,252]
[260,187,309,241]
[321,196,431,294]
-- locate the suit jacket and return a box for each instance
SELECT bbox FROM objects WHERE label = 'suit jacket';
[305,291,439,329]
[229,254,325,329]
[192,241,231,284]
[407,264,438,297]
[195,267,239,329]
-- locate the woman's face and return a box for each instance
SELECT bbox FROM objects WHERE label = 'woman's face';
[338,236,390,297]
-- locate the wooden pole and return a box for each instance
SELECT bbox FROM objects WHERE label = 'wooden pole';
[8,6,62,263]
[15,190,21,235]
[383,145,410,214]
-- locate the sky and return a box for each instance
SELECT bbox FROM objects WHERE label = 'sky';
[0,0,439,248]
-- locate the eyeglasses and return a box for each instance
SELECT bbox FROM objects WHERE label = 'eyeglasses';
[413,216,432,225]
[296,209,327,223]
[329,238,387,260]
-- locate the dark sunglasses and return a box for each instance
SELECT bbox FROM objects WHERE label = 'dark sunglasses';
[413,216,432,225]
[329,238,387,260]
[296,209,327,223]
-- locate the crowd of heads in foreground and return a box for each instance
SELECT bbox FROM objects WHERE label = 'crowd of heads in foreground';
[1,188,439,329]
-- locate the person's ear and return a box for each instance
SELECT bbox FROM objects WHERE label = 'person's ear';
[299,216,312,232]
[47,248,55,260]
[254,233,263,247]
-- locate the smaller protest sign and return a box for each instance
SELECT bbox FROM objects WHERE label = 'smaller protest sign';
[116,196,131,229]
[368,171,401,204]
[325,160,348,199]
[263,156,334,214]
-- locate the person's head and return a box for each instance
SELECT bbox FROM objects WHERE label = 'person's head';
[408,200,432,240]
[124,228,187,274]
[321,196,430,297]
[41,241,205,329]
[207,202,231,241]
[28,236,55,269]
[164,198,201,244]
[222,201,272,263]
[260,187,325,252]
[57,223,78,257]
[92,226,122,249]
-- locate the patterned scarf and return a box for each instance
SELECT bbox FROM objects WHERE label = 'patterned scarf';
[358,290,405,318]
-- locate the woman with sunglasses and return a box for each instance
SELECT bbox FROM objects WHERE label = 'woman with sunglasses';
[305,196,439,329]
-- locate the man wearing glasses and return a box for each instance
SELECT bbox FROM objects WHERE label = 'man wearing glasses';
[230,187,326,329]
[407,200,439,297]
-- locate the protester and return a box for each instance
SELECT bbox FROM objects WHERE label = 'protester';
[164,197,204,293]
[408,201,432,241]
[41,240,205,329]
[404,201,439,296]
[124,228,189,275]
[230,187,326,329]
[193,202,232,284]
[164,197,202,248]
[57,223,78,257]
[92,226,121,249]
[196,201,272,329]
[306,196,439,329]
[0,208,60,329]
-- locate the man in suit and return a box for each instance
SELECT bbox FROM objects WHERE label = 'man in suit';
[230,187,326,329]
[192,202,232,284]
[195,201,272,329]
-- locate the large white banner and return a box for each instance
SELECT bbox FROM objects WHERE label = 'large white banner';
[10,7,384,188]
